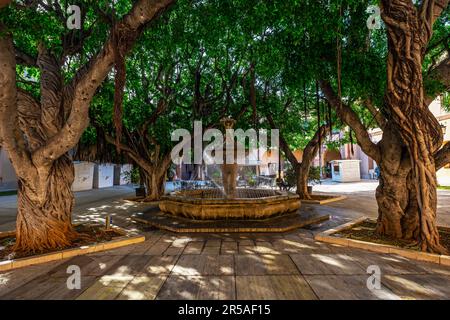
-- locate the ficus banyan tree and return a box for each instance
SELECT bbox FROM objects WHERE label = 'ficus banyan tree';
[320,0,450,253]
[0,0,448,255]
[0,0,174,253]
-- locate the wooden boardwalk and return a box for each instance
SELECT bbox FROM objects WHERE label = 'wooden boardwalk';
[1,228,450,300]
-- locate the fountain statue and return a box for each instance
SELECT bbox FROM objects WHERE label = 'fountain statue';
[220,117,238,199]
[158,118,301,220]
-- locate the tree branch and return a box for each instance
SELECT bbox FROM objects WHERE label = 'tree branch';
[435,141,450,170]
[425,56,450,106]
[37,43,63,137]
[319,79,381,163]
[14,46,37,67]
[266,114,299,166]
[33,0,175,166]
[0,26,34,177]
[104,133,152,172]
[419,0,449,44]
[300,124,329,171]
[364,98,387,129]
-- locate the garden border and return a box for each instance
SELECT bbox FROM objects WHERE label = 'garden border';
[0,225,145,272]
[315,217,450,266]
[302,195,347,205]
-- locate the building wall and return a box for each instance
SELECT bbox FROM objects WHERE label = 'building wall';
[93,164,115,189]
[72,162,95,192]
[341,96,450,185]
[331,160,361,182]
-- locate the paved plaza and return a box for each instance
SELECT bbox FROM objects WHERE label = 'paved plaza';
[1,181,450,300]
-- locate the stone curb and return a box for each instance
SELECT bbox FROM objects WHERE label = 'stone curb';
[0,227,145,272]
[302,195,347,205]
[315,217,449,266]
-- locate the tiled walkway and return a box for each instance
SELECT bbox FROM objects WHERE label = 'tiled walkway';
[2,228,450,300]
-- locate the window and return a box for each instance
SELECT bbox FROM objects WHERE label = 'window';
[333,163,340,174]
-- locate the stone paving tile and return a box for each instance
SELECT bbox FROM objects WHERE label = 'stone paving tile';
[236,275,317,300]
[172,255,234,276]
[156,275,235,300]
[304,275,400,300]
[235,254,299,276]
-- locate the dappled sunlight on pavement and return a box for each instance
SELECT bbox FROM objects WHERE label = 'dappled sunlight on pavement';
[2,227,450,300]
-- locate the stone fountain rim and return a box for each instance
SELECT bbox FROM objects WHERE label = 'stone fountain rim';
[161,188,300,205]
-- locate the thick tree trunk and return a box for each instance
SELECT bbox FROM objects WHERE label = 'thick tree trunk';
[0,0,175,253]
[381,0,447,253]
[142,166,167,201]
[375,124,420,239]
[296,125,328,200]
[296,163,311,200]
[14,155,78,253]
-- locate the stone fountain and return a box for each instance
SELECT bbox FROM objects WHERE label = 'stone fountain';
[158,118,301,220]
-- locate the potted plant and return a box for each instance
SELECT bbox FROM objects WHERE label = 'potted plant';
[124,167,146,197]
[307,166,321,193]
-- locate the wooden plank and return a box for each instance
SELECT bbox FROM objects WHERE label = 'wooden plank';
[205,239,221,247]
[304,275,399,300]
[46,255,122,278]
[183,241,205,254]
[202,246,221,255]
[238,239,255,246]
[145,238,173,255]
[220,241,238,255]
[290,253,366,275]
[235,255,299,276]
[37,276,98,300]
[76,275,134,300]
[353,253,429,275]
[255,241,279,255]
[0,261,64,298]
[172,255,234,276]
[116,275,167,300]
[129,234,163,255]
[236,275,317,300]
[156,275,235,300]
[238,245,257,255]
[382,274,450,300]
[164,244,187,256]
[104,255,152,276]
[138,255,178,276]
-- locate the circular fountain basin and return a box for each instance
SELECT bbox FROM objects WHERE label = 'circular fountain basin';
[159,189,301,220]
